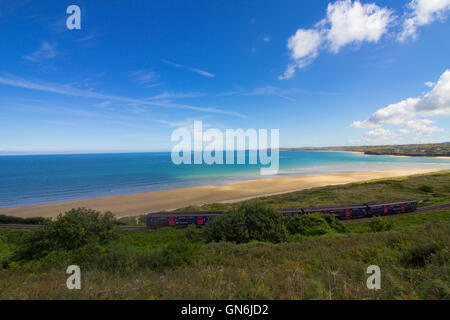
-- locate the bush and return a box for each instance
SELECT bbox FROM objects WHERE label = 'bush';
[185,225,206,243]
[0,215,51,225]
[369,217,394,232]
[14,208,117,261]
[401,241,443,268]
[203,202,288,244]
[284,213,336,236]
[418,185,434,193]
[46,208,117,250]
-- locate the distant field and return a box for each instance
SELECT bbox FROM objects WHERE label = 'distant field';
[284,143,450,157]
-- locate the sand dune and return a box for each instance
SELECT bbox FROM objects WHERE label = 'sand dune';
[0,168,441,218]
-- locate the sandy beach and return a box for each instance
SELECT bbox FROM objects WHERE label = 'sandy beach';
[0,168,442,219]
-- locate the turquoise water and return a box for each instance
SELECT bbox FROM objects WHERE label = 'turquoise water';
[0,151,449,208]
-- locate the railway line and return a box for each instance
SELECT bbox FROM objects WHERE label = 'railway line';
[1,202,449,230]
[0,202,450,231]
[344,202,450,223]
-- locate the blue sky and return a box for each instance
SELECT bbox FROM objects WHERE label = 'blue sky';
[0,0,449,153]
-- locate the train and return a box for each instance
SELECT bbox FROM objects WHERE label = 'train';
[146,199,418,229]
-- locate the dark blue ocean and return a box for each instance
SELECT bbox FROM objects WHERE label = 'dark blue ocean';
[1,151,449,208]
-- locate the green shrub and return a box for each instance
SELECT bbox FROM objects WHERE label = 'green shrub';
[284,213,342,236]
[369,217,394,232]
[418,185,434,193]
[46,208,117,250]
[0,215,51,225]
[324,215,346,233]
[401,241,443,268]
[13,208,117,261]
[203,202,288,244]
[185,225,205,243]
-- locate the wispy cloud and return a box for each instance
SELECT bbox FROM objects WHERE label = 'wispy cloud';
[218,85,304,101]
[155,116,210,129]
[23,41,57,62]
[130,69,159,86]
[94,101,111,108]
[244,86,304,101]
[162,59,216,77]
[76,32,102,42]
[145,91,205,100]
[0,74,244,118]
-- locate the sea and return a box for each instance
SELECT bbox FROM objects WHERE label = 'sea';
[1,151,449,208]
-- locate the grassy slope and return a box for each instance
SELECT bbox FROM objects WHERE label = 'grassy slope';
[1,210,449,299]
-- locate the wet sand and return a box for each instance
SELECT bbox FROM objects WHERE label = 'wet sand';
[0,168,442,218]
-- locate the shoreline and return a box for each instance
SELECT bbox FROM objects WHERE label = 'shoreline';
[320,150,450,160]
[0,168,443,219]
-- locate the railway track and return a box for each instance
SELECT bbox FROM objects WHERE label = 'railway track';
[344,202,450,223]
[0,224,148,231]
[1,202,449,230]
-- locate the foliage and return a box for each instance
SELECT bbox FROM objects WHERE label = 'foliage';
[284,213,345,236]
[94,241,199,273]
[203,202,288,244]
[368,217,394,232]
[0,220,448,299]
[13,208,117,261]
[401,241,444,268]
[0,215,51,225]
[418,185,434,193]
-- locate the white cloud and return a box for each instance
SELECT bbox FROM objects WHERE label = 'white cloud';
[280,0,393,79]
[326,0,393,53]
[405,119,442,136]
[363,128,395,141]
[263,36,271,42]
[23,42,57,62]
[397,128,410,134]
[399,0,450,42]
[278,64,297,80]
[351,69,450,139]
[288,29,324,66]
[425,81,436,88]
